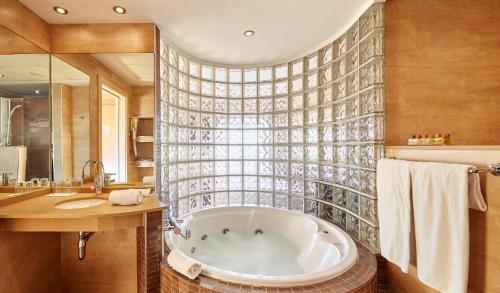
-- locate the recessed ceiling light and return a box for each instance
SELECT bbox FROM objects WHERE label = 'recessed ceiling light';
[34,90,40,94]
[0,74,4,78]
[113,6,127,14]
[243,30,255,37]
[53,6,68,14]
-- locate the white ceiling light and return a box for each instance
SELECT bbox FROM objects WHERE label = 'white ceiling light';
[34,90,40,94]
[113,6,126,14]
[243,30,255,37]
[53,6,68,14]
[0,74,4,78]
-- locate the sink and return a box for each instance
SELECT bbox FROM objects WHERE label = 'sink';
[55,198,107,209]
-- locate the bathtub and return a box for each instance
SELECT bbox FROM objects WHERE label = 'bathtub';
[164,206,358,287]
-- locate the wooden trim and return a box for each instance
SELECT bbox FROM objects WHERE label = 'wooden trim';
[50,23,155,53]
[0,0,50,51]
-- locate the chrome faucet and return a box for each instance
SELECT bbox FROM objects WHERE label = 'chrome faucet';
[81,160,106,195]
[163,203,191,240]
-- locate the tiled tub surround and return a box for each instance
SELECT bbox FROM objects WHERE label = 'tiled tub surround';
[160,243,377,293]
[157,3,384,252]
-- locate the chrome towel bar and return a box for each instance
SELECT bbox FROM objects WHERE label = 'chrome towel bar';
[387,158,500,176]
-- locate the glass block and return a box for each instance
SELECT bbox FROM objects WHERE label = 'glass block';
[360,3,384,38]
[214,114,227,128]
[360,86,384,115]
[189,178,200,195]
[244,84,257,98]
[179,55,188,73]
[244,176,258,190]
[215,67,227,82]
[244,99,257,113]
[179,73,188,90]
[307,54,318,71]
[306,128,318,143]
[229,99,242,113]
[275,178,288,193]
[359,116,384,142]
[307,91,318,107]
[214,83,227,97]
[292,60,304,75]
[346,47,359,75]
[335,166,347,185]
[259,192,273,207]
[258,130,273,144]
[215,162,228,176]
[274,113,288,128]
[274,97,288,112]
[228,115,241,128]
[307,109,318,125]
[360,196,378,224]
[275,64,288,79]
[274,146,288,161]
[229,176,242,190]
[360,58,383,89]
[275,162,288,177]
[258,146,273,160]
[229,84,242,98]
[229,68,242,82]
[332,57,346,81]
[360,29,383,64]
[178,91,188,108]
[320,106,333,123]
[189,146,200,160]
[334,187,346,207]
[202,194,213,208]
[320,66,332,84]
[214,99,228,113]
[244,192,258,205]
[305,146,319,161]
[347,73,359,96]
[348,20,359,47]
[258,114,273,128]
[346,191,359,214]
[201,145,213,160]
[244,68,257,82]
[275,80,288,95]
[178,198,188,216]
[332,207,346,229]
[201,176,213,191]
[347,120,359,141]
[290,179,304,196]
[291,111,303,126]
[348,168,360,190]
[320,203,333,222]
[291,163,303,177]
[307,71,318,88]
[201,64,213,80]
[292,77,303,92]
[320,165,333,182]
[189,92,200,110]
[333,33,348,58]
[259,67,273,81]
[320,184,334,202]
[320,146,333,162]
[259,161,273,176]
[168,47,178,67]
[201,130,213,143]
[305,199,319,216]
[228,145,242,160]
[321,45,333,65]
[333,78,347,100]
[291,196,304,212]
[333,101,346,122]
[161,101,168,122]
[291,146,303,161]
[275,194,288,209]
[347,144,360,165]
[243,129,258,144]
[305,164,319,180]
[274,129,288,144]
[346,96,359,118]
[168,67,178,86]
[259,83,273,97]
[189,61,200,77]
[215,192,229,206]
[346,214,359,239]
[243,115,258,128]
[321,126,333,142]
[259,98,273,113]
[243,145,258,160]
[292,94,303,110]
[304,181,318,198]
[259,177,273,191]
[360,170,377,196]
[214,130,227,144]
[228,129,242,144]
[360,144,384,169]
[291,128,303,143]
[360,221,379,251]
[333,123,347,142]
[244,161,258,175]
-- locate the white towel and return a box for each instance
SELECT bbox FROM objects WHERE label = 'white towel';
[411,162,484,293]
[130,188,151,197]
[109,189,143,205]
[468,172,487,211]
[377,158,413,273]
[167,249,201,280]
[143,176,154,184]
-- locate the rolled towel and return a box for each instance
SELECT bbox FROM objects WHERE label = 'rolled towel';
[143,176,154,184]
[167,249,201,280]
[130,188,151,197]
[109,189,142,205]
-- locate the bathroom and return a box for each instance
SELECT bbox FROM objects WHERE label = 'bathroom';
[0,0,499,292]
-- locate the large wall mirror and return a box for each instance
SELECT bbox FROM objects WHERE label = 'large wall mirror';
[0,26,50,185]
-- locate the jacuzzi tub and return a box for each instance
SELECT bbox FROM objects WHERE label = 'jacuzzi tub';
[164,206,358,287]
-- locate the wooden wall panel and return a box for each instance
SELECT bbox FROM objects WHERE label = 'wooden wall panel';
[0,232,61,293]
[0,0,50,51]
[51,24,155,54]
[385,0,500,146]
[60,229,137,293]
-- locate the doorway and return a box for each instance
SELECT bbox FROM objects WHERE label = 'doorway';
[101,86,127,182]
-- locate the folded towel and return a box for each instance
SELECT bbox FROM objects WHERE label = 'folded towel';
[167,249,201,280]
[109,189,142,205]
[411,162,478,293]
[377,158,413,273]
[130,188,151,197]
[143,176,154,184]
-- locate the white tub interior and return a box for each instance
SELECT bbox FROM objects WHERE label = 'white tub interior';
[165,206,358,287]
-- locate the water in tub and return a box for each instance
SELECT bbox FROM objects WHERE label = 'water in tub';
[190,228,305,276]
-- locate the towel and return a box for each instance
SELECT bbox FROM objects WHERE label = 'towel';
[468,172,487,211]
[411,162,485,293]
[167,249,201,280]
[130,188,151,197]
[143,176,154,184]
[377,158,413,273]
[109,189,143,205]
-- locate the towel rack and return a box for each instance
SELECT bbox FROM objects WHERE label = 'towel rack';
[388,158,500,176]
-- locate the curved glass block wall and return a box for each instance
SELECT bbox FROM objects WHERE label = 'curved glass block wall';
[158,3,384,251]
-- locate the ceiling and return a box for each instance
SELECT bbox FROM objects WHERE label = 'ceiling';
[20,0,377,66]
[93,53,154,86]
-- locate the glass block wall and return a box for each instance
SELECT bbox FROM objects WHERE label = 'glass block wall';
[157,3,384,251]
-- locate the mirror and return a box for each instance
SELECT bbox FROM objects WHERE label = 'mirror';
[50,55,90,182]
[0,26,50,188]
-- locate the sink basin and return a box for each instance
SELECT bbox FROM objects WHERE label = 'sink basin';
[55,198,107,209]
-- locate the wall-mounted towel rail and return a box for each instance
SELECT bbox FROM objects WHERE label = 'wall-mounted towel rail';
[387,158,500,176]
